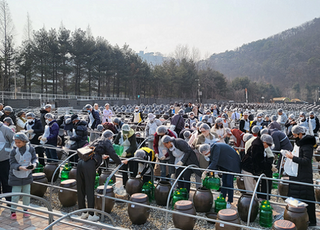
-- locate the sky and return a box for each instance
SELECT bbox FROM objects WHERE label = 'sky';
[8,0,320,58]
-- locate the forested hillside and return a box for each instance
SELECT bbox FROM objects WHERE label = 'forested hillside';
[207,18,320,101]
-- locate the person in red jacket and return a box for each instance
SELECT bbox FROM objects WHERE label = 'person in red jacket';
[226,128,245,159]
[153,125,176,179]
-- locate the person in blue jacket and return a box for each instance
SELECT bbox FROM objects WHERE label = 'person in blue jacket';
[199,143,241,208]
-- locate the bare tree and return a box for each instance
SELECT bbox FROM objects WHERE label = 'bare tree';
[23,12,33,42]
[0,0,15,91]
[174,44,190,63]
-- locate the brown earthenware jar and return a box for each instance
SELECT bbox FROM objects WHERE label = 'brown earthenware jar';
[43,162,60,182]
[126,177,143,196]
[30,173,48,197]
[128,193,150,224]
[99,169,116,185]
[68,166,77,179]
[236,177,245,193]
[237,193,259,222]
[193,187,213,212]
[273,219,297,230]
[172,200,196,230]
[58,179,77,207]
[155,181,172,206]
[215,209,240,230]
[284,204,309,230]
[278,177,289,200]
[95,185,115,213]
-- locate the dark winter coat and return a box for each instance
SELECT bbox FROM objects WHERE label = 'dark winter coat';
[208,143,241,173]
[268,121,281,131]
[90,137,121,168]
[242,137,266,175]
[168,138,200,169]
[89,109,101,129]
[26,119,43,145]
[287,135,316,201]
[261,120,271,128]
[46,120,59,146]
[0,112,17,125]
[40,108,49,130]
[70,120,88,149]
[269,129,293,151]
[9,144,38,186]
[239,119,250,133]
[171,114,185,132]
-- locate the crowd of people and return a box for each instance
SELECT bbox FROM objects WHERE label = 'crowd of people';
[0,102,319,226]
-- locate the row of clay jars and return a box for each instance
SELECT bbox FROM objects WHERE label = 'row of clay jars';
[31,173,48,197]
[95,185,115,213]
[58,179,77,207]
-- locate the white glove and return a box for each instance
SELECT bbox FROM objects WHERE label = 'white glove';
[65,136,70,140]
[38,135,42,140]
[41,137,47,142]
[201,171,207,180]
[159,156,166,160]
[171,174,176,179]
[176,161,183,166]
[155,154,159,159]
[27,129,34,134]
[136,174,141,179]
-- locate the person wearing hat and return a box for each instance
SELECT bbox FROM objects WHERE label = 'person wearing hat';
[25,112,45,166]
[268,115,281,131]
[68,114,89,153]
[285,125,316,227]
[39,113,59,162]
[145,113,162,149]
[199,142,241,208]
[211,118,226,143]
[245,125,260,154]
[0,118,14,212]
[153,125,176,179]
[186,112,198,128]
[239,112,250,133]
[226,128,245,159]
[261,114,271,128]
[170,109,185,136]
[77,130,122,222]
[211,104,219,117]
[242,133,274,197]
[183,131,191,142]
[0,106,16,126]
[204,110,214,125]
[134,147,156,183]
[162,135,201,193]
[114,124,138,186]
[112,117,123,134]
[297,112,309,134]
[3,117,16,133]
[16,111,27,132]
[9,132,38,220]
[285,114,297,138]
[39,104,52,130]
[179,122,193,139]
[307,111,319,136]
[132,106,143,123]
[102,103,113,123]
[250,113,264,132]
[277,108,288,132]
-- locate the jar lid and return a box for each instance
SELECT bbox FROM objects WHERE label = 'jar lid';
[130,193,148,203]
[174,200,193,210]
[96,185,113,194]
[273,220,296,230]
[287,204,306,213]
[217,209,238,221]
[32,172,46,180]
[60,179,76,187]
[197,186,210,192]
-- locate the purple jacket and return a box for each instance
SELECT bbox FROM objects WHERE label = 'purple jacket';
[47,120,59,146]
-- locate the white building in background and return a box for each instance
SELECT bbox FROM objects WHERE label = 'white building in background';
[137,51,167,66]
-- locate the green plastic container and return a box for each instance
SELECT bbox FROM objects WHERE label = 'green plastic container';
[34,164,44,173]
[203,176,220,190]
[215,194,226,213]
[60,169,69,181]
[172,188,188,209]
[113,144,124,156]
[259,201,273,227]
[142,181,155,202]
